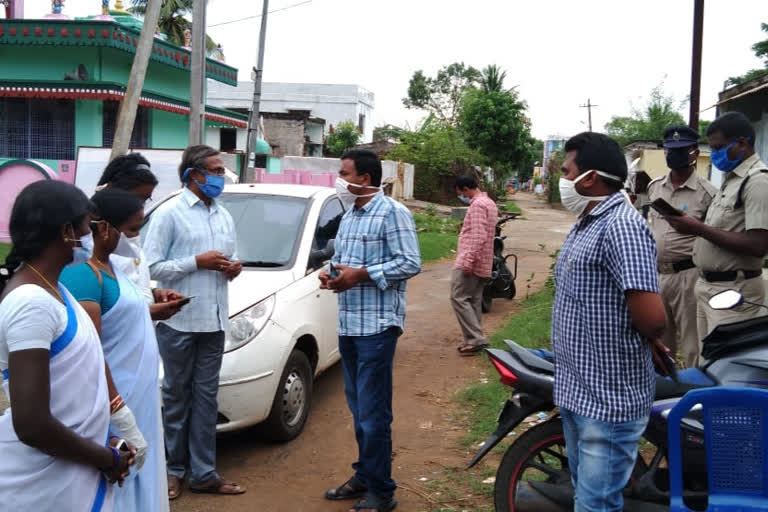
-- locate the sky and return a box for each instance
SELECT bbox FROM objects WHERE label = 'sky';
[16,0,768,139]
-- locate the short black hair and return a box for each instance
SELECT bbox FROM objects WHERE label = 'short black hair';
[564,132,627,189]
[98,153,158,190]
[455,175,478,189]
[179,145,220,183]
[706,112,755,145]
[340,149,382,187]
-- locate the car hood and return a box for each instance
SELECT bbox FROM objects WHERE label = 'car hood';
[228,268,296,316]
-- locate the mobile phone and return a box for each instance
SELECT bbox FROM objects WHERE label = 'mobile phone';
[177,296,196,306]
[651,198,683,217]
[116,439,130,452]
[329,262,339,279]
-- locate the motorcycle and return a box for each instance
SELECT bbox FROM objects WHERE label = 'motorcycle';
[467,290,768,511]
[482,215,519,313]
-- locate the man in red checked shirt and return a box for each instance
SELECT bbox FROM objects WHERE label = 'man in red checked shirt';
[451,175,498,356]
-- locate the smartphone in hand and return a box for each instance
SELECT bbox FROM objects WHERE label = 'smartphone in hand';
[651,198,683,217]
[329,262,339,279]
[176,296,196,307]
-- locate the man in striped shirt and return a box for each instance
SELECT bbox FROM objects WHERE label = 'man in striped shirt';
[452,175,498,356]
[319,150,421,512]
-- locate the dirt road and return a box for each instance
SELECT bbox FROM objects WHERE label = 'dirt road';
[169,193,573,512]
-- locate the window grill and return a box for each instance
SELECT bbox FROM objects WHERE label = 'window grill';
[0,98,75,160]
[102,101,150,149]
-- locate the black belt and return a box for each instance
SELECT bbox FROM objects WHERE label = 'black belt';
[699,269,762,282]
[658,259,696,274]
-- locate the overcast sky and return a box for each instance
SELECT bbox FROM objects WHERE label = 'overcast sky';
[17,0,768,139]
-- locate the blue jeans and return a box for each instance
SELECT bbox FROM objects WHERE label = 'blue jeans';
[560,408,648,512]
[339,327,399,500]
[156,323,224,485]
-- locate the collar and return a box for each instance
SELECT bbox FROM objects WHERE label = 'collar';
[585,191,627,219]
[731,153,762,178]
[354,191,384,213]
[470,191,487,204]
[181,186,216,211]
[662,170,699,191]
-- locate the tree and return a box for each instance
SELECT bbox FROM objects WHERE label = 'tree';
[726,22,768,86]
[459,85,536,179]
[605,84,686,146]
[325,121,361,157]
[130,0,217,53]
[402,62,481,125]
[480,64,508,93]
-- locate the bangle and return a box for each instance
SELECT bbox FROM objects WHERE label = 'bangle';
[110,396,125,414]
[99,446,120,473]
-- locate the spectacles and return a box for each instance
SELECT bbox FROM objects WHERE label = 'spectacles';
[202,167,227,177]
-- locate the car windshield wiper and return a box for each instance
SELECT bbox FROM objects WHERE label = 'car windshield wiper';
[241,261,284,268]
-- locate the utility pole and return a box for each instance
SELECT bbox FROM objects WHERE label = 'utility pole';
[579,98,598,132]
[189,0,208,146]
[110,0,163,160]
[689,0,705,132]
[246,0,270,171]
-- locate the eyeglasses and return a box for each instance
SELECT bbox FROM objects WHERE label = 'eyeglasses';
[203,167,227,177]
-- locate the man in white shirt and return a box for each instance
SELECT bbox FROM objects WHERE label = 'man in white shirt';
[144,145,243,499]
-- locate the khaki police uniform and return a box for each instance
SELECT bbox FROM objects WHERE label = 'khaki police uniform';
[648,172,716,367]
[693,153,768,338]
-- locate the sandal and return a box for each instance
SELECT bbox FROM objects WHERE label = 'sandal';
[350,496,398,512]
[189,477,245,495]
[167,475,183,501]
[325,476,368,501]
[457,343,489,357]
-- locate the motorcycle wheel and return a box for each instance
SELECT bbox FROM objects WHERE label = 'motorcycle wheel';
[507,279,516,300]
[494,418,569,512]
[482,286,493,313]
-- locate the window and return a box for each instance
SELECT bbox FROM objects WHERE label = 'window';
[358,113,366,136]
[314,198,344,251]
[102,101,150,148]
[220,128,237,152]
[0,98,75,160]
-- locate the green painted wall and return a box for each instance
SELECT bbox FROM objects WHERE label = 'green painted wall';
[0,47,98,81]
[75,100,103,150]
[99,48,190,100]
[151,110,188,149]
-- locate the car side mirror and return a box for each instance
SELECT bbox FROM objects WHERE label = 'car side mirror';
[708,289,744,310]
[309,239,335,269]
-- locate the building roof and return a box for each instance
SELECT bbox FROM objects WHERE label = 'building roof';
[0,19,238,86]
[207,80,375,111]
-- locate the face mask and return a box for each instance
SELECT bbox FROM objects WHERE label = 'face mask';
[558,170,616,217]
[69,231,92,266]
[457,195,471,204]
[335,177,379,208]
[666,148,696,170]
[711,142,744,173]
[195,174,225,198]
[113,232,139,259]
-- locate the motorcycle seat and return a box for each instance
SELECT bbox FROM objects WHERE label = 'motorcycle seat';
[504,340,554,375]
[654,373,715,400]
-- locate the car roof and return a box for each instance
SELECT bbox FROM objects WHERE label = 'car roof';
[223,183,335,199]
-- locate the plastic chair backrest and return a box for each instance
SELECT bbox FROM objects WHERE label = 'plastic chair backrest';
[667,387,768,512]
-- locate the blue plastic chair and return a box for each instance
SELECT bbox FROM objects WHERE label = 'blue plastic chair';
[667,387,768,511]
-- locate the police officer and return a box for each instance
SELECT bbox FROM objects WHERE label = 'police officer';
[665,112,768,338]
[647,126,716,367]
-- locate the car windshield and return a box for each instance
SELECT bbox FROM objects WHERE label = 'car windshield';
[217,193,309,267]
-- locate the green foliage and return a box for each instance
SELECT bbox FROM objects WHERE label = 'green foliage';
[605,84,686,146]
[547,150,565,203]
[403,62,482,125]
[424,203,438,216]
[459,86,535,179]
[504,200,522,214]
[413,212,461,262]
[480,64,508,93]
[129,0,217,53]
[0,243,9,264]
[372,124,404,143]
[325,121,361,157]
[726,22,768,86]
[386,125,483,202]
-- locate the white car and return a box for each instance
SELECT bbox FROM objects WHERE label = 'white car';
[144,184,343,440]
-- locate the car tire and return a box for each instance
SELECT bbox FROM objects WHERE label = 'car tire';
[261,349,313,442]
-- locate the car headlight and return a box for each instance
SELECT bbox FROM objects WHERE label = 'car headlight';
[224,295,276,353]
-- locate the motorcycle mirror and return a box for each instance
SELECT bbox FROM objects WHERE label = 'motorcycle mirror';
[708,290,744,310]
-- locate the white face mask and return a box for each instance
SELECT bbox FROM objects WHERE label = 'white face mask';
[335,177,379,209]
[113,232,140,259]
[559,170,622,217]
[70,232,93,266]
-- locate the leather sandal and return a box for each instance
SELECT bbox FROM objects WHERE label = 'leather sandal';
[189,477,245,495]
[350,496,398,512]
[325,477,368,501]
[167,475,183,500]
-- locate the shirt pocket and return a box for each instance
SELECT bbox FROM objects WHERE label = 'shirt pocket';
[561,246,603,304]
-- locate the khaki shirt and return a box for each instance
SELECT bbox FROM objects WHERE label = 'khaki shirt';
[648,172,716,263]
[693,154,768,271]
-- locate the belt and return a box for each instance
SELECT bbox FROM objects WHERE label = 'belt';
[699,269,762,282]
[658,259,696,274]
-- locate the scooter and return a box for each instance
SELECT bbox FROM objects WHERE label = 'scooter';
[482,215,518,313]
[467,290,768,511]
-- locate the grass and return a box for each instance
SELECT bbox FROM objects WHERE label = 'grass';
[504,200,522,215]
[0,243,9,264]
[413,212,462,263]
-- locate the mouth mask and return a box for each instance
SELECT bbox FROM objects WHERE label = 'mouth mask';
[457,195,471,204]
[69,232,93,266]
[183,168,225,198]
[666,148,697,170]
[559,170,619,217]
[335,177,379,208]
[711,142,744,173]
[113,232,140,259]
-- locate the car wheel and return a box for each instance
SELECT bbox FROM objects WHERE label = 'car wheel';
[261,349,313,442]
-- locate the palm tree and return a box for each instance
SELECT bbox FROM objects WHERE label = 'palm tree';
[480,65,507,93]
[129,0,217,53]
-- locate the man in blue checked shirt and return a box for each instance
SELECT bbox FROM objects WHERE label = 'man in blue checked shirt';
[553,133,667,512]
[319,150,421,512]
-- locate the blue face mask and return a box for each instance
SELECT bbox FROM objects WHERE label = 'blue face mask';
[711,142,744,173]
[183,168,225,198]
[458,195,471,204]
